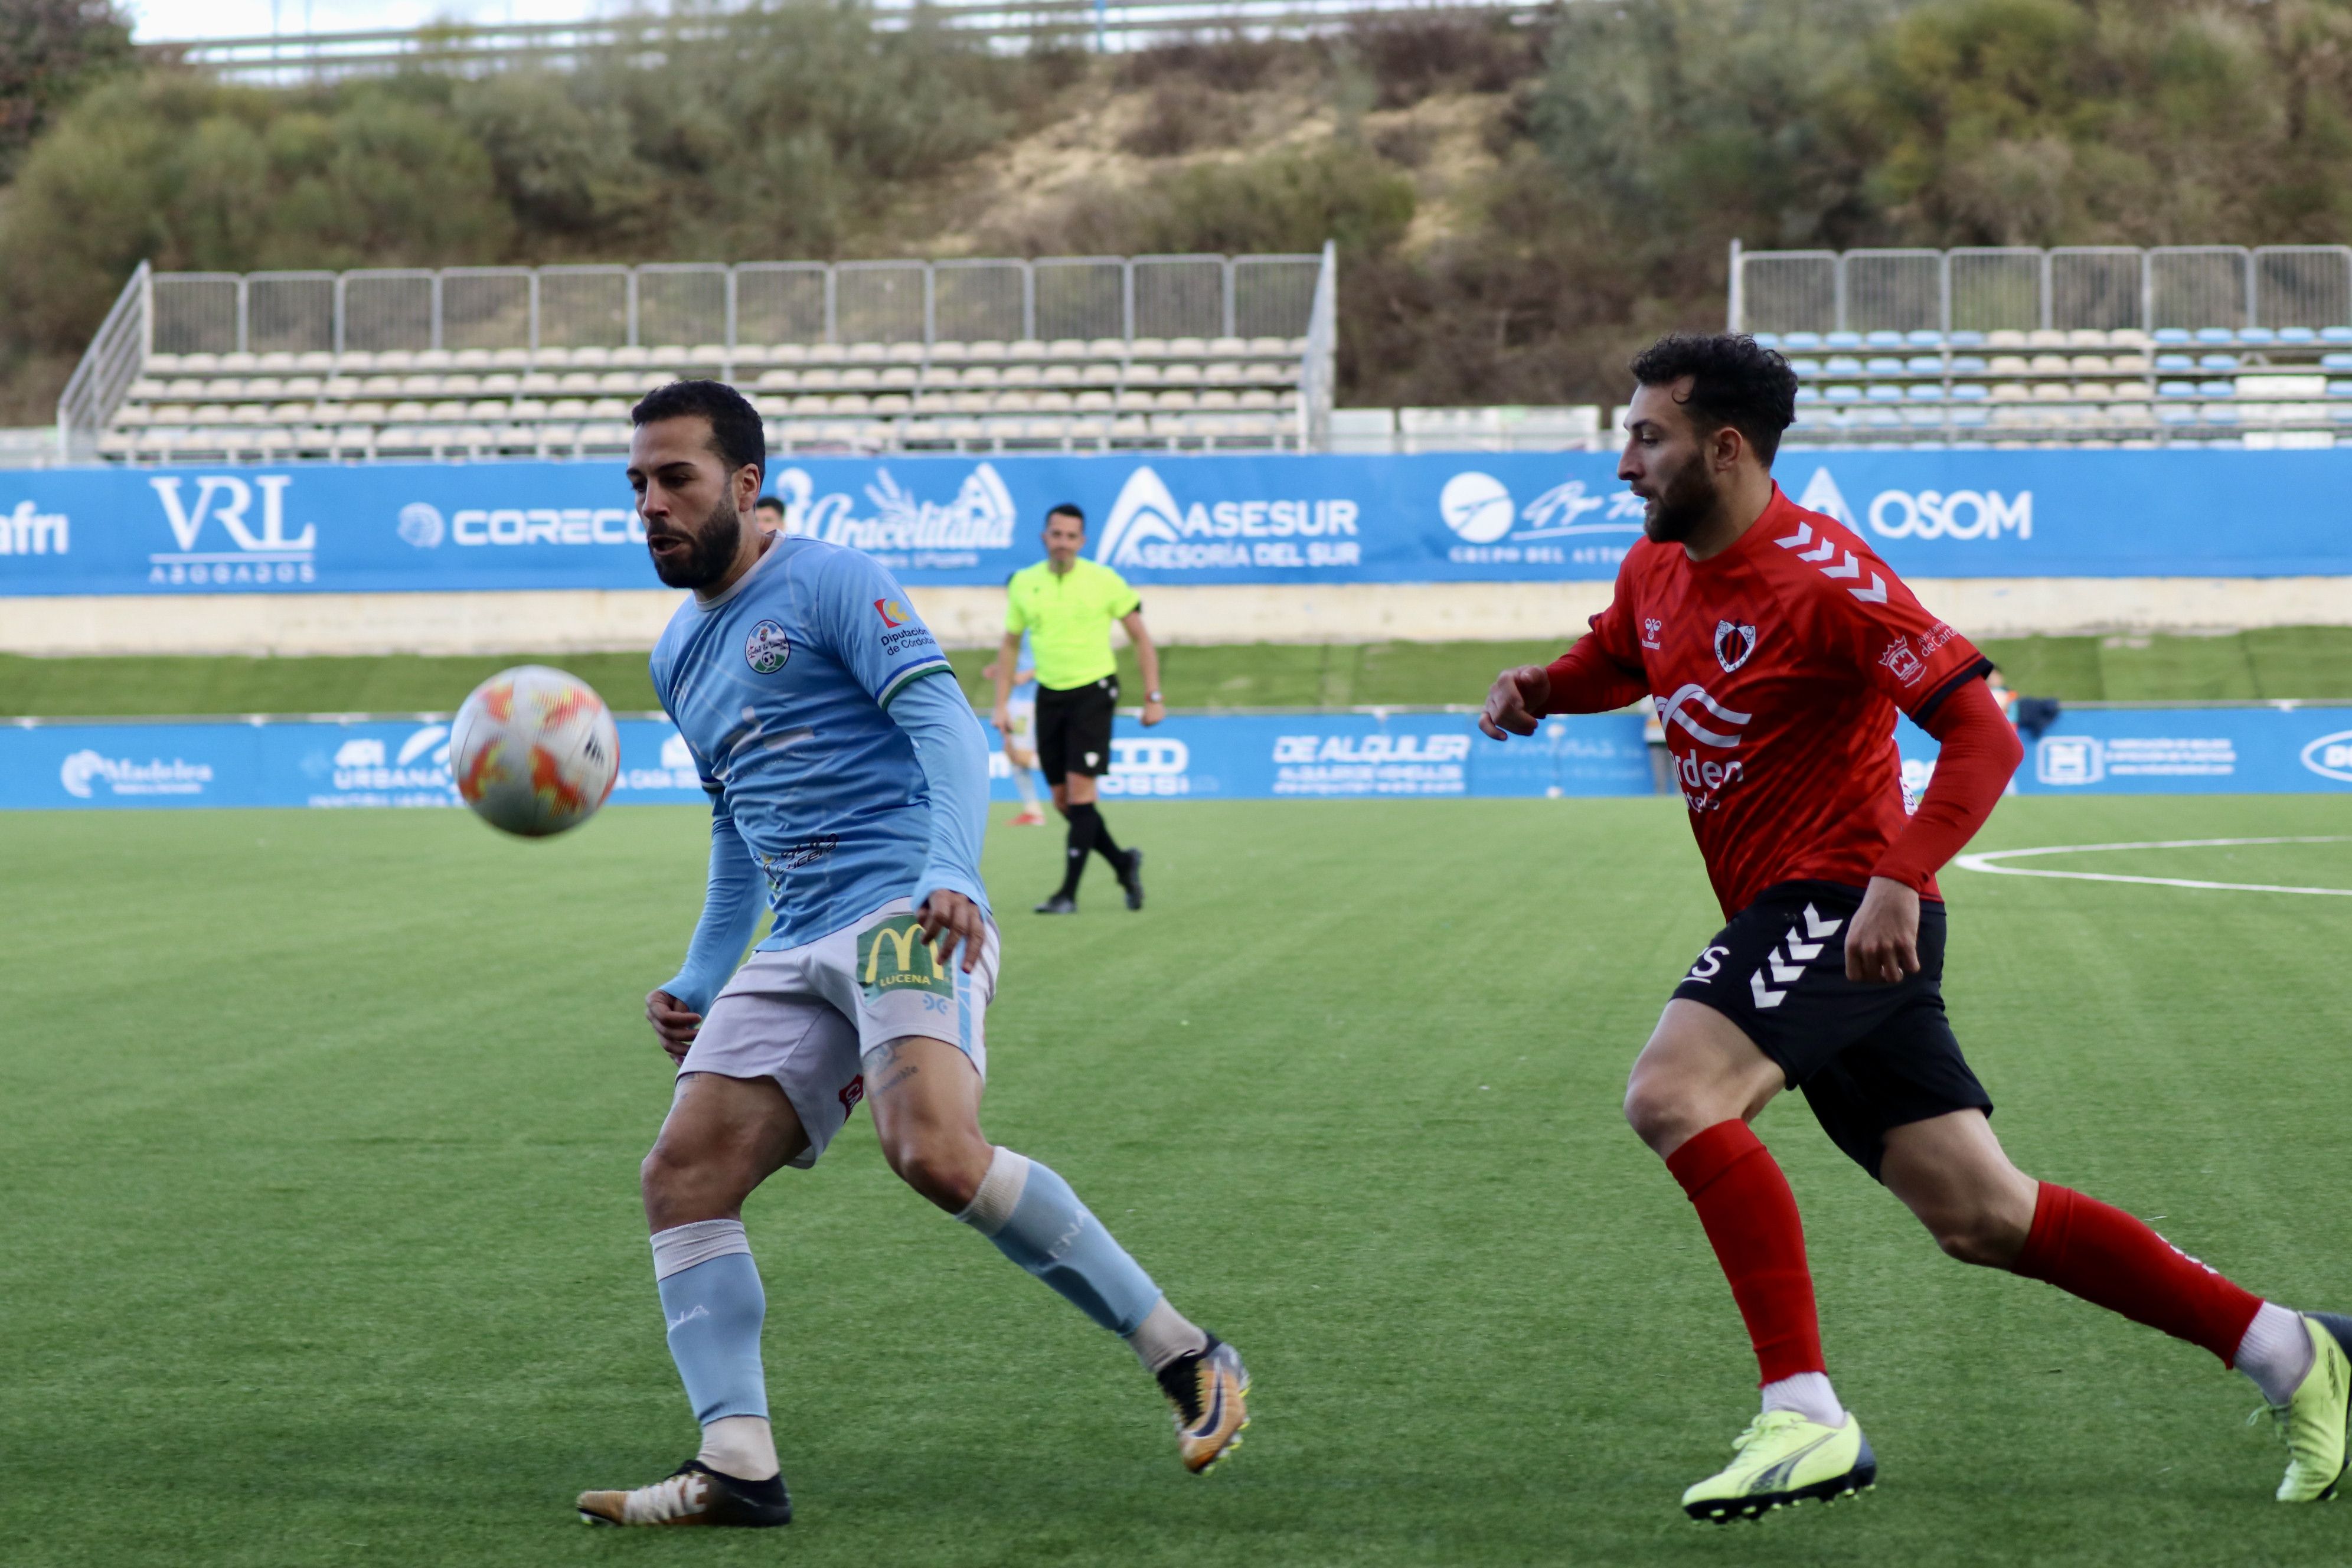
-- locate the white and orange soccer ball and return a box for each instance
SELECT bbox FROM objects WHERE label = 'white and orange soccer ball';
[449,665,620,838]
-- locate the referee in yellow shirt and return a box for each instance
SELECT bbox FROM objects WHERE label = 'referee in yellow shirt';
[992,503,1165,914]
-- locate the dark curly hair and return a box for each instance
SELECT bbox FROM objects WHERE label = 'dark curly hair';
[1627,333,1798,466]
[631,378,766,482]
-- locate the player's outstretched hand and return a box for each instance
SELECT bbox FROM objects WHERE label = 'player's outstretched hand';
[1479,664,1550,740]
[1845,876,1922,984]
[645,988,702,1063]
[916,888,988,974]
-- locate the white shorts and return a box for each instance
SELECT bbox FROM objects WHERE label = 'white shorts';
[1005,699,1036,750]
[679,899,998,1168]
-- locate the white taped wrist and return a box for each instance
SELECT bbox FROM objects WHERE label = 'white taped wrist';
[650,1218,752,1281]
[952,1146,1031,1237]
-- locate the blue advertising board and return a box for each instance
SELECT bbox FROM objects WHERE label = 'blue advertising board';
[1893,704,2352,796]
[7,703,2349,811]
[0,710,1651,811]
[3,449,2351,597]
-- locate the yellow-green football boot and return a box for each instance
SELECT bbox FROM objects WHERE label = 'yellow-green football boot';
[1681,1410,1876,1523]
[2263,1313,2352,1503]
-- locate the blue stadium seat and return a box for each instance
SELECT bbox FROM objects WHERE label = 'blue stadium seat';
[1905,355,1942,373]
[1866,384,1903,402]
[1906,330,1944,347]
[2331,404,2352,423]
[1950,406,1990,428]
[1794,386,1821,404]
[1906,384,1943,401]
[2199,379,2236,396]
[2158,381,2199,398]
[1863,406,1903,427]
[1865,357,1904,375]
[1947,330,1986,348]
[2197,355,2239,371]
[1753,332,1782,348]
[2155,354,2195,371]
[2239,328,2276,345]
[2279,327,2318,344]
[1824,331,1863,349]
[2324,326,2352,344]
[1782,331,1824,349]
[2153,328,2192,345]
[1825,385,1862,403]
[1825,355,1864,374]
[2328,381,2352,398]
[2157,404,2199,425]
[2322,353,2352,370]
[1789,358,1823,375]
[1949,355,1988,374]
[2194,328,2236,344]
[1863,330,1902,347]
[1949,384,1990,401]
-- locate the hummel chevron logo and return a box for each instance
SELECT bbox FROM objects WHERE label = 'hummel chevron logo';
[1750,906,1845,1009]
[1772,517,1892,603]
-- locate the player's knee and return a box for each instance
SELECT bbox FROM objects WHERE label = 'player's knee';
[1622,1074,1695,1152]
[1926,1207,2026,1268]
[881,1130,987,1211]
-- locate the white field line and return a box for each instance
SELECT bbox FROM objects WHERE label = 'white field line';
[1950,836,2352,897]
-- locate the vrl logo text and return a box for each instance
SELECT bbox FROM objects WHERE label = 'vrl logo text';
[148,475,318,586]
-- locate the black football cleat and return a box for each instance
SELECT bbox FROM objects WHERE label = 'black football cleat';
[1120,848,1146,910]
[1033,893,1078,914]
[577,1459,792,1527]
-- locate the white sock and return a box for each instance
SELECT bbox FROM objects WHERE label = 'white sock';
[698,1415,779,1481]
[1123,1295,1210,1373]
[1012,767,1040,810]
[2236,1302,2314,1406]
[1760,1371,1846,1428]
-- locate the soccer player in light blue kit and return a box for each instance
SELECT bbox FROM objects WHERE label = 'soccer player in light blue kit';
[576,382,1249,1529]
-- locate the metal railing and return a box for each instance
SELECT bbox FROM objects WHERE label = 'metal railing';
[1298,240,1337,448]
[1729,241,2352,335]
[152,0,1527,81]
[141,253,1323,355]
[56,249,1335,459]
[57,264,152,465]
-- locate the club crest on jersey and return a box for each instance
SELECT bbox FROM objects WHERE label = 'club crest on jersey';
[744,619,791,674]
[1713,620,1759,674]
[1880,636,1926,685]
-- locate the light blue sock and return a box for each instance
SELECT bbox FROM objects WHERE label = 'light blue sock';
[955,1147,1162,1334]
[651,1220,769,1423]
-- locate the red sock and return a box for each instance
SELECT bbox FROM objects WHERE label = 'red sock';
[2008,1183,2263,1366]
[1664,1120,1825,1385]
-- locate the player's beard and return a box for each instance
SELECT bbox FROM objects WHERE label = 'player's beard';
[646,497,742,589]
[1641,450,1721,545]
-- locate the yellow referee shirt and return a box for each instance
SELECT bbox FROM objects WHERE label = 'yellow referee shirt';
[1004,558,1141,691]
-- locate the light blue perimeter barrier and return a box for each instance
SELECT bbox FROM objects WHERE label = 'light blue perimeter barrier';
[2,704,2347,811]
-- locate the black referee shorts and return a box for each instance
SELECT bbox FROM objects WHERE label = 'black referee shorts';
[1034,677,1118,785]
[1671,879,1993,1181]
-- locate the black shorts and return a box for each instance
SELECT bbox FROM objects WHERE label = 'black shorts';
[1034,677,1118,785]
[1671,879,1992,1180]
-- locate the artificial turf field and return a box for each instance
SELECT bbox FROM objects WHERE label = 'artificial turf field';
[2,795,2350,1567]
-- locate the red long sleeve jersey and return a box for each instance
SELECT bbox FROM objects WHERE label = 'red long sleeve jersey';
[1546,486,1991,917]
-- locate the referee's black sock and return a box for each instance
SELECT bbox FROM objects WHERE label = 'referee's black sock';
[1091,811,1128,876]
[1058,803,1100,899]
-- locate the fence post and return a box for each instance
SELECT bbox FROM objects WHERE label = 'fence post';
[923,262,936,345]
[333,273,347,355]
[1222,256,1236,338]
[2243,246,2258,330]
[2039,250,2052,330]
[1938,250,1951,334]
[1021,259,1035,341]
[2139,250,2153,333]
[724,266,738,357]
[1832,253,1847,332]
[1121,259,1134,341]
[431,272,445,351]
[1726,239,1742,332]
[528,270,541,352]
[237,276,250,354]
[824,264,837,345]
[626,268,640,348]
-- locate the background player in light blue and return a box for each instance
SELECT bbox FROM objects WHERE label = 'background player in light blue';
[576,381,1250,1530]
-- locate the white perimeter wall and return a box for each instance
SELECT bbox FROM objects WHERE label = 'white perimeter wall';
[3,578,2350,658]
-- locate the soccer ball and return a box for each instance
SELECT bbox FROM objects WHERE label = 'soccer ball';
[449,665,620,838]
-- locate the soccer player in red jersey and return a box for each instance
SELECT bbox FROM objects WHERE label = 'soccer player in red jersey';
[1481,334,2350,1520]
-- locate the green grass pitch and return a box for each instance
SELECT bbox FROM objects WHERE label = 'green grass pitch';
[2,795,2349,1566]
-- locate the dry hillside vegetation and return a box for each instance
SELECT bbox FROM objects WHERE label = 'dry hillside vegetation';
[11,0,2352,423]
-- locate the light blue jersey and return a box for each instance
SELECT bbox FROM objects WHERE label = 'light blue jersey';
[652,536,991,1007]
